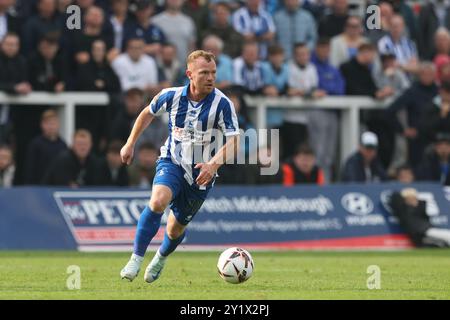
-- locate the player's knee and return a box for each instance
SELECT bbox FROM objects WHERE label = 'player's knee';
[149,198,167,213]
[167,227,183,240]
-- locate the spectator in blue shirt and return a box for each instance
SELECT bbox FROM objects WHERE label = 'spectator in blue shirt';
[123,0,166,57]
[311,38,346,96]
[202,34,233,91]
[233,41,265,94]
[232,0,275,59]
[309,37,345,182]
[273,0,317,60]
[261,44,288,128]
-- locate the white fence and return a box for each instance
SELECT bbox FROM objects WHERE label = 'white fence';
[244,95,392,164]
[0,92,109,145]
[1,92,393,164]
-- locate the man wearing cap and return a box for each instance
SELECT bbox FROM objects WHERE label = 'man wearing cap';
[416,132,450,185]
[341,131,388,183]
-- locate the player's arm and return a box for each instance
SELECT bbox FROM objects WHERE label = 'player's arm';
[195,134,240,186]
[120,108,155,165]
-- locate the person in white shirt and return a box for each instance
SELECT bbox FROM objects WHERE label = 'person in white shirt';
[111,37,160,96]
[282,43,323,159]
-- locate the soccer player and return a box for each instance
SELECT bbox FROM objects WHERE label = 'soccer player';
[120,50,240,283]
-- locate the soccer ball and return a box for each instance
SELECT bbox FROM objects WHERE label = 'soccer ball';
[217,247,254,284]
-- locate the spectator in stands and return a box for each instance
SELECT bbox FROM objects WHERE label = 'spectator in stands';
[341,131,388,183]
[389,187,450,247]
[340,43,392,98]
[202,35,233,91]
[433,27,450,84]
[111,37,159,95]
[372,53,410,98]
[200,1,243,58]
[28,32,66,92]
[421,81,450,146]
[152,0,196,64]
[283,43,319,159]
[232,0,275,59]
[0,33,31,95]
[261,44,288,128]
[330,15,368,68]
[75,39,121,93]
[0,0,19,42]
[182,0,209,45]
[371,52,410,172]
[69,6,115,68]
[76,39,121,151]
[96,140,129,186]
[128,141,158,188]
[273,0,316,61]
[123,0,166,57]
[156,43,183,86]
[318,0,349,39]
[387,0,418,43]
[310,37,345,182]
[0,33,31,175]
[385,62,439,167]
[281,144,325,186]
[418,0,450,60]
[378,14,419,75]
[21,0,63,54]
[110,87,145,143]
[232,41,265,94]
[416,132,450,185]
[365,0,393,45]
[396,164,415,184]
[43,129,99,187]
[109,0,134,53]
[25,109,67,185]
[110,87,167,151]
[0,144,15,187]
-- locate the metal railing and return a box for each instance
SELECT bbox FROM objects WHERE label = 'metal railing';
[244,95,392,164]
[0,92,109,145]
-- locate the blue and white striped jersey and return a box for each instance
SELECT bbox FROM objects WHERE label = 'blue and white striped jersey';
[148,84,240,188]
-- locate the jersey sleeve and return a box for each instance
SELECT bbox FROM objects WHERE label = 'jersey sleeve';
[219,99,240,137]
[148,89,169,116]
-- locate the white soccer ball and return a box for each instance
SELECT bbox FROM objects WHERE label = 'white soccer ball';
[217,247,254,284]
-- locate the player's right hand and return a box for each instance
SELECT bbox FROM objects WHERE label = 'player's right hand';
[120,143,134,165]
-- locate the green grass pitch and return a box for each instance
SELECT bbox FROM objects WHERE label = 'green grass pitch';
[1,250,450,300]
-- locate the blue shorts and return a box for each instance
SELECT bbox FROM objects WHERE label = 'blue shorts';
[152,159,210,225]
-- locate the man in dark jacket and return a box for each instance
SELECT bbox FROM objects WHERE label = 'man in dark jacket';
[341,131,388,183]
[96,140,129,186]
[28,32,66,92]
[418,0,450,60]
[21,0,63,53]
[421,81,450,145]
[385,62,439,166]
[25,109,67,184]
[389,188,450,247]
[0,32,33,183]
[43,129,100,187]
[415,132,450,185]
[318,0,349,38]
[340,43,393,99]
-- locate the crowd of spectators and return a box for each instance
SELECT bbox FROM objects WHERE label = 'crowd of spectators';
[1,0,450,188]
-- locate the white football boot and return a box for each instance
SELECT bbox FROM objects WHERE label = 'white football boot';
[144,251,167,283]
[120,254,144,281]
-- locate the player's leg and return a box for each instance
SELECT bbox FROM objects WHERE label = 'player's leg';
[144,212,187,283]
[120,185,172,281]
[144,183,208,283]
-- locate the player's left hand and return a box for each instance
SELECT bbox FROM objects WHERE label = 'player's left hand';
[195,163,216,186]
